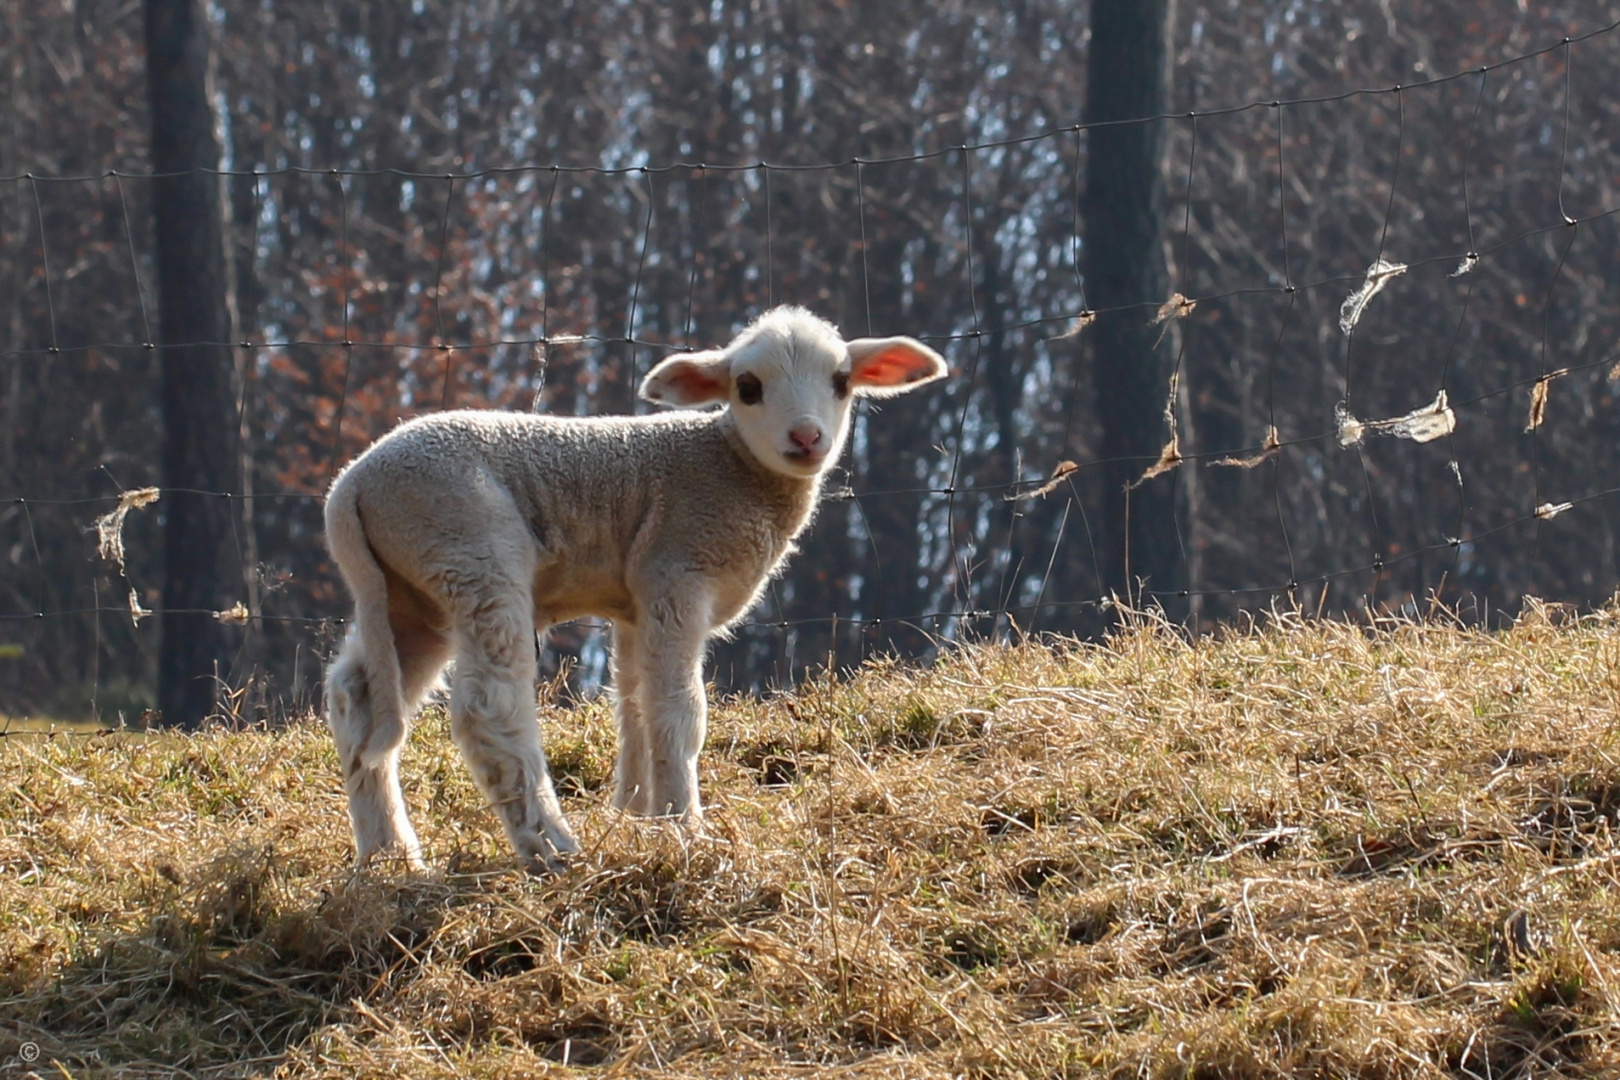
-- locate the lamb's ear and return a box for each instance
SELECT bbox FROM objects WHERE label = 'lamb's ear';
[846,337,948,397]
[640,349,731,407]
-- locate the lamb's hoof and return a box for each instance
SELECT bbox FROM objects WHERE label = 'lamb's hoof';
[611,784,655,817]
[520,835,579,876]
[355,843,427,874]
[524,851,575,876]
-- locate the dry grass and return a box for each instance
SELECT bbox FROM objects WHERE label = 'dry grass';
[5,603,1620,1078]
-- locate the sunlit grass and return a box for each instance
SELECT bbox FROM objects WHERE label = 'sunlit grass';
[4,601,1620,1077]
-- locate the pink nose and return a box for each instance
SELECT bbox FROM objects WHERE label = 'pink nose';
[789,425,823,450]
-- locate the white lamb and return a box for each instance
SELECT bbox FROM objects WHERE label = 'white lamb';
[323,306,946,870]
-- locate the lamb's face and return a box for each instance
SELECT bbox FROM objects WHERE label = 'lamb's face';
[640,307,948,479]
[724,320,862,478]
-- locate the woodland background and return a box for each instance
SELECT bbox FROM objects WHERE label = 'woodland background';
[3,1,1619,720]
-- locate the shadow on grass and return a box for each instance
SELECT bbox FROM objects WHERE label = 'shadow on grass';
[3,827,781,1076]
[3,847,462,1075]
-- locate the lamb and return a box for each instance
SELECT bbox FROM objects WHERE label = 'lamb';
[323,306,947,870]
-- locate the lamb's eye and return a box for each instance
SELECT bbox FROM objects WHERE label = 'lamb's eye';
[736,372,764,406]
[832,371,851,400]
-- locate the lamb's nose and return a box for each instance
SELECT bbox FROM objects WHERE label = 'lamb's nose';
[789,425,823,449]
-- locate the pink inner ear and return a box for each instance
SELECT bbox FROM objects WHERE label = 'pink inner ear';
[657,360,727,402]
[852,343,937,386]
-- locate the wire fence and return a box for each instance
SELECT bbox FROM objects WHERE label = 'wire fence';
[4,16,1620,725]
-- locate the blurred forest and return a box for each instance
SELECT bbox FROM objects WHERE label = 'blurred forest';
[3,1,1620,720]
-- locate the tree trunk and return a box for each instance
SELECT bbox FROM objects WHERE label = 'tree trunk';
[146,0,242,727]
[1082,0,1183,610]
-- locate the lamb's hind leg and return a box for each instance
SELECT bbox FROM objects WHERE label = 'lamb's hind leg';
[449,580,579,870]
[610,619,655,815]
[327,614,447,869]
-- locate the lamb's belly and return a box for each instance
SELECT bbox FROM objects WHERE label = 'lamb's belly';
[532,555,634,622]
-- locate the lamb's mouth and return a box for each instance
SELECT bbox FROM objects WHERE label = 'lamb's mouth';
[782,447,827,468]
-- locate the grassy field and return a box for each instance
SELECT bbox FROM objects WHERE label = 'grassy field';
[4,604,1620,1078]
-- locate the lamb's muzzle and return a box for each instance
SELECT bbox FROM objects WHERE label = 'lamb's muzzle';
[322,306,946,871]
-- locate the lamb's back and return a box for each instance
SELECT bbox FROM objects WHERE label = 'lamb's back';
[342,409,809,620]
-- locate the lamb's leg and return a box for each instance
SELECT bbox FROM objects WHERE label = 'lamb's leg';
[638,602,711,820]
[328,626,428,869]
[610,620,655,814]
[449,584,579,870]
[393,609,453,720]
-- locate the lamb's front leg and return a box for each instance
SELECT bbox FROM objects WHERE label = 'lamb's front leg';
[637,596,712,821]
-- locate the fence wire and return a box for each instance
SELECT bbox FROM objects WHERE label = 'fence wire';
[4,17,1620,724]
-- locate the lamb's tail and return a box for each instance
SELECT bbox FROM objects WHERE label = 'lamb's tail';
[324,470,407,770]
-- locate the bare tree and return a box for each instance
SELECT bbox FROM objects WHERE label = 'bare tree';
[146,0,241,726]
[1083,0,1183,607]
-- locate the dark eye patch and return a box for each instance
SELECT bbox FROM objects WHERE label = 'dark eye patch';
[832,371,851,400]
[736,372,764,406]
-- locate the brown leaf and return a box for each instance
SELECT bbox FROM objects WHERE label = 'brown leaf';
[1050,311,1096,340]
[1211,426,1282,469]
[1152,293,1196,325]
[214,601,251,624]
[1009,460,1080,501]
[1130,436,1183,489]
[1129,372,1182,489]
[1524,370,1567,432]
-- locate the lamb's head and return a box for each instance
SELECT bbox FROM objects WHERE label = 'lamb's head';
[639,306,947,478]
